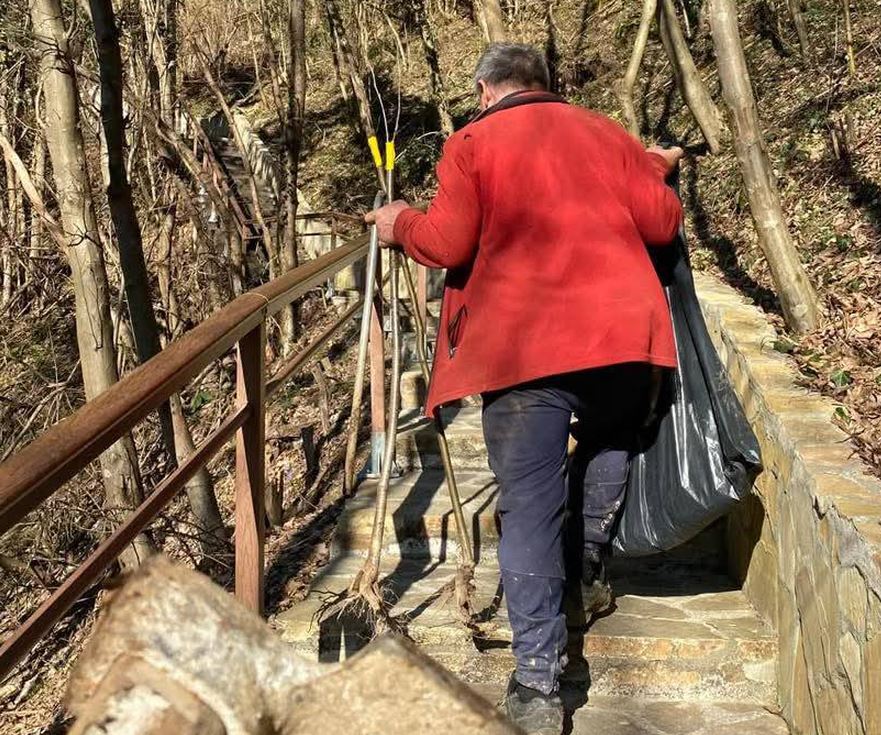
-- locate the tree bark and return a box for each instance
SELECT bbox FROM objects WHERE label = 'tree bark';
[476,0,508,43]
[709,0,820,334]
[785,0,812,59]
[658,0,724,153]
[136,0,177,123]
[89,0,181,463]
[90,0,160,364]
[31,0,152,567]
[0,72,21,309]
[841,0,856,78]
[415,0,455,137]
[27,127,46,296]
[154,194,227,549]
[323,0,384,190]
[617,0,658,136]
[279,0,307,354]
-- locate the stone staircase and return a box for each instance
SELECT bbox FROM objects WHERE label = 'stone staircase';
[275,402,790,733]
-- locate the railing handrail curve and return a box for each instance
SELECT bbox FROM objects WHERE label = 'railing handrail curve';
[0,235,368,535]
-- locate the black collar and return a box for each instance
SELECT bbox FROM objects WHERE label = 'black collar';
[470,90,567,124]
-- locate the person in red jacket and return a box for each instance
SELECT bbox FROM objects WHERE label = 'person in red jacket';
[367,43,683,734]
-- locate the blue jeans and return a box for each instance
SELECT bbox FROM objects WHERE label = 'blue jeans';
[482,364,651,694]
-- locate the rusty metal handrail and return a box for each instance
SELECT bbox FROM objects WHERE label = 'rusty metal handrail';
[0,236,368,679]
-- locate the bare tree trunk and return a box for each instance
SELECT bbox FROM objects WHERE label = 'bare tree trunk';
[709,0,820,334]
[31,0,152,567]
[198,57,278,285]
[27,127,46,296]
[279,0,307,354]
[155,195,227,549]
[0,73,21,309]
[785,0,812,59]
[257,0,287,125]
[415,0,455,137]
[137,0,176,124]
[475,0,508,43]
[841,0,856,78]
[159,0,177,122]
[328,32,350,103]
[544,0,560,93]
[0,216,11,310]
[617,0,658,136]
[323,0,384,190]
[658,0,724,153]
[82,30,226,547]
[89,0,181,461]
[89,0,155,349]
[0,166,13,309]
[67,559,513,735]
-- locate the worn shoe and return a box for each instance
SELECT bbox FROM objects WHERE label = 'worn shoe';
[581,546,613,616]
[503,673,564,735]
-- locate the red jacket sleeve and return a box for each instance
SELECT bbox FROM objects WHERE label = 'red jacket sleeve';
[624,143,683,246]
[393,132,481,269]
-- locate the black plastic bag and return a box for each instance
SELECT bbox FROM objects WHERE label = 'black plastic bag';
[610,224,763,557]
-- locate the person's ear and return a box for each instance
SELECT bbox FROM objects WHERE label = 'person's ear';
[478,80,490,110]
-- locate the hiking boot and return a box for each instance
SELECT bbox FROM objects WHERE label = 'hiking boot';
[581,545,613,616]
[503,673,564,735]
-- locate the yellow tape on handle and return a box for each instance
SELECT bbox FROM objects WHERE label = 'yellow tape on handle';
[385,141,396,171]
[368,136,382,168]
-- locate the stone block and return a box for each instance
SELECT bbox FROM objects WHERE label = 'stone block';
[864,632,881,735]
[780,414,851,450]
[399,369,426,411]
[741,534,779,630]
[815,684,860,735]
[395,408,488,471]
[790,627,818,735]
[839,631,864,721]
[814,472,881,520]
[727,492,766,583]
[837,566,870,637]
[854,520,881,552]
[745,354,796,387]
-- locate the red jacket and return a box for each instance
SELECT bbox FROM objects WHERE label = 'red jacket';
[394,93,682,417]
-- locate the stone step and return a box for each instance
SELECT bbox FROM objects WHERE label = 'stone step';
[399,371,482,411]
[469,685,789,735]
[274,554,777,703]
[396,407,488,471]
[338,462,728,567]
[337,472,728,569]
[333,469,499,561]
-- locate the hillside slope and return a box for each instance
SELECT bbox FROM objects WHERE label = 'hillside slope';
[260,0,879,475]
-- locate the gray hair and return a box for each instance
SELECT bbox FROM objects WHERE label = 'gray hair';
[473,43,550,92]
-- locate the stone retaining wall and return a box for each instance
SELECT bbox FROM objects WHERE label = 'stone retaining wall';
[695,272,881,735]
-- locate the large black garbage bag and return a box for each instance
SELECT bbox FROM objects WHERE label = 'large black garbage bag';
[610,227,763,557]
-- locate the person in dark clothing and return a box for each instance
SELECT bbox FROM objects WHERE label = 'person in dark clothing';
[367,43,683,735]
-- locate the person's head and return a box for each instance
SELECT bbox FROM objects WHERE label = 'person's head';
[474,43,550,111]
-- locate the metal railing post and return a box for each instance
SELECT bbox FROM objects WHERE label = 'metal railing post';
[235,320,266,614]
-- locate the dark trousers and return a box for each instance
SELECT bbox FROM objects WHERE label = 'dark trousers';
[482,364,652,694]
